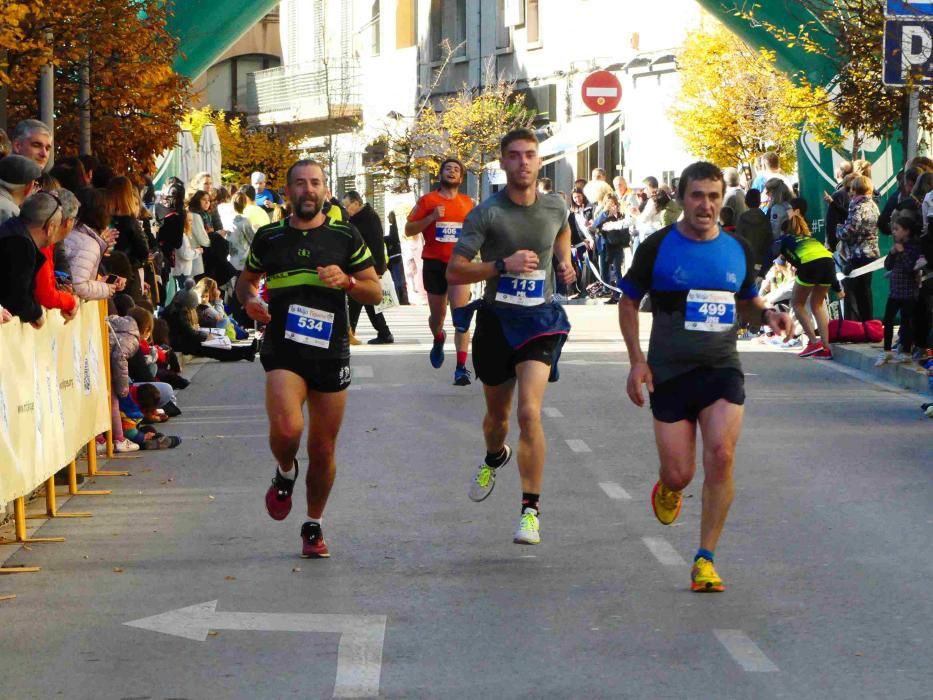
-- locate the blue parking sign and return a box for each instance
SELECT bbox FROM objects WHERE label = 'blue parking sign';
[887,1,933,16]
[884,19,933,85]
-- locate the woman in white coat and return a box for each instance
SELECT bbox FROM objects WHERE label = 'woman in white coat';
[62,187,123,300]
[187,190,211,278]
[172,214,197,286]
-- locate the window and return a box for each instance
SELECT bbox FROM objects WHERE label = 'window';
[430,0,466,61]
[496,0,512,50]
[204,54,281,113]
[526,0,540,45]
[396,0,417,49]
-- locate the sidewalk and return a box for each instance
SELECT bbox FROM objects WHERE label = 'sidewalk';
[830,343,932,394]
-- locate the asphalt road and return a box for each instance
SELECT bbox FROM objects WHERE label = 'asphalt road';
[1,305,930,700]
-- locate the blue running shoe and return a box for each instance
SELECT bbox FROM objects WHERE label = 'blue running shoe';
[453,366,472,386]
[430,330,446,368]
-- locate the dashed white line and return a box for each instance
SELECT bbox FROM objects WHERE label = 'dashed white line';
[641,537,687,567]
[599,482,632,500]
[713,630,780,672]
[565,439,592,453]
[542,407,564,418]
[351,366,374,378]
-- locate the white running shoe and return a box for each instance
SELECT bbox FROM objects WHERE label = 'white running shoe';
[891,352,912,364]
[513,508,540,545]
[468,445,512,502]
[114,438,140,453]
[874,351,893,367]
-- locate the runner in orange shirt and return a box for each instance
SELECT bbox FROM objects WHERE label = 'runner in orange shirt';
[405,158,475,385]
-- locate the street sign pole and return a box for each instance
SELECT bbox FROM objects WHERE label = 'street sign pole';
[598,112,605,173]
[907,88,920,161]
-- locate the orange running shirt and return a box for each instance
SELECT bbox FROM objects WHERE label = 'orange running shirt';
[407,190,474,263]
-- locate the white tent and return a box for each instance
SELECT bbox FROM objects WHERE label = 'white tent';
[153,129,197,190]
[197,124,222,185]
[176,129,197,188]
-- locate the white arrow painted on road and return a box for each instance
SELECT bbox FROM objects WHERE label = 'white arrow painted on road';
[125,601,387,698]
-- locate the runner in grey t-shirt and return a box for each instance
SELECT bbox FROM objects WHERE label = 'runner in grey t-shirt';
[454,189,568,305]
[446,128,576,547]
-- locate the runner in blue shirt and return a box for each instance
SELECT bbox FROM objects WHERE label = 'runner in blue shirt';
[618,161,792,592]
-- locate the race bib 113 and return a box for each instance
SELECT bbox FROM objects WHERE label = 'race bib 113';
[495,270,546,306]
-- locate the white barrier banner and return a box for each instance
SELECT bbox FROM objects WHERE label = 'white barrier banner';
[0,301,110,510]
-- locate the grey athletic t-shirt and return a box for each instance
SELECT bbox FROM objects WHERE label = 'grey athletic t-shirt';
[454,191,569,306]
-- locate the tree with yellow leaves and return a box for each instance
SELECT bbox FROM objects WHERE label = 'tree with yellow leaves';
[421,78,534,181]
[3,0,190,173]
[734,0,933,159]
[182,108,294,189]
[373,50,533,193]
[670,24,835,171]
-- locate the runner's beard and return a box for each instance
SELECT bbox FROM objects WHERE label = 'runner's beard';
[292,196,321,221]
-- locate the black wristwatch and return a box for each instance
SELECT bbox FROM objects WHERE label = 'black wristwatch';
[494,259,507,274]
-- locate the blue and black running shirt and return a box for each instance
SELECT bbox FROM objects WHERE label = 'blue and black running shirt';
[619,224,758,384]
[246,217,373,360]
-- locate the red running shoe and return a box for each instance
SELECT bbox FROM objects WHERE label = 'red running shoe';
[798,341,824,357]
[812,347,834,360]
[265,460,298,521]
[301,521,330,558]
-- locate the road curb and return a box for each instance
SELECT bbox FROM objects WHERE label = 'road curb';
[831,344,931,394]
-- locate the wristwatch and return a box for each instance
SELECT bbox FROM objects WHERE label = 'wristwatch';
[494,259,507,275]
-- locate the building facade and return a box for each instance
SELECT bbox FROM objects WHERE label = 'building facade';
[243,1,709,206]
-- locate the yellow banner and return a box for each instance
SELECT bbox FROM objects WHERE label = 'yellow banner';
[0,301,110,509]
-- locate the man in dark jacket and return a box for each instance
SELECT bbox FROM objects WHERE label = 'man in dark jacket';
[734,188,773,279]
[0,191,63,327]
[342,191,394,344]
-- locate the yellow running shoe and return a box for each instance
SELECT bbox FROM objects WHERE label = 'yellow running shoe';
[691,556,725,592]
[651,480,683,525]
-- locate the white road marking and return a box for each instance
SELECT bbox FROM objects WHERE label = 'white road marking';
[713,629,780,672]
[599,482,632,500]
[169,418,268,425]
[641,537,687,567]
[351,366,374,378]
[126,601,387,697]
[183,404,265,411]
[542,407,563,418]
[179,434,267,440]
[565,439,592,453]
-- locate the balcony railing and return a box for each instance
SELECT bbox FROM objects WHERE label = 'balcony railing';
[247,60,361,126]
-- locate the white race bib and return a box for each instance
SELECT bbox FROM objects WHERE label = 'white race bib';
[284,304,334,348]
[435,221,462,243]
[685,290,736,332]
[495,270,546,306]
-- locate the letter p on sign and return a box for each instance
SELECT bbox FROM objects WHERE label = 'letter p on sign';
[884,19,933,85]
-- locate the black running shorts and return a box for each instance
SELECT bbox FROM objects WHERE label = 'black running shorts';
[260,354,351,393]
[796,258,836,287]
[422,258,450,296]
[649,367,745,423]
[472,307,560,386]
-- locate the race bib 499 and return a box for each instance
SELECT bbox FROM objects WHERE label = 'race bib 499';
[685,290,736,332]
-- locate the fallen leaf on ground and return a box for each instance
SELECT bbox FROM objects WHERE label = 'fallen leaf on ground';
[0,594,16,602]
[112,567,123,573]
[225,575,236,581]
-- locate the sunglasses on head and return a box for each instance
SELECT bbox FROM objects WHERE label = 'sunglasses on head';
[39,190,62,230]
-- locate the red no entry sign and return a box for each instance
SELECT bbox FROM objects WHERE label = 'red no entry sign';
[581,70,622,113]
